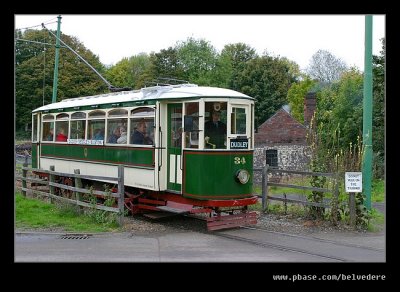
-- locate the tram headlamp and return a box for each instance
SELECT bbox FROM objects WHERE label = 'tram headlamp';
[236,169,250,184]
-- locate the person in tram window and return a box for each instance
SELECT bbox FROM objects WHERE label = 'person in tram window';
[204,110,226,149]
[46,129,54,141]
[56,128,68,142]
[108,126,121,144]
[93,128,104,140]
[117,127,128,144]
[131,119,153,145]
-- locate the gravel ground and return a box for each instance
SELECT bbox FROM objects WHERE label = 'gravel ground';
[120,211,383,237]
[15,212,383,238]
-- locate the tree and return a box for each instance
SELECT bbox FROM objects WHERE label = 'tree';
[148,47,185,82]
[235,54,296,128]
[316,68,363,152]
[306,50,348,83]
[175,37,218,85]
[220,43,257,90]
[287,78,317,123]
[372,38,385,178]
[106,53,152,89]
[15,29,107,131]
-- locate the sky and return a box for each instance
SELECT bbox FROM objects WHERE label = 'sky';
[15,14,385,72]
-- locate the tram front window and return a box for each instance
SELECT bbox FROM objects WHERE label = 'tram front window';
[204,102,227,149]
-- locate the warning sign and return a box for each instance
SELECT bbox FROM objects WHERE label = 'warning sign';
[345,172,362,193]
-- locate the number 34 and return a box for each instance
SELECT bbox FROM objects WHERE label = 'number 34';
[234,157,246,164]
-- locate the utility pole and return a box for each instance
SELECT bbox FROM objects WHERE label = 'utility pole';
[51,15,62,103]
[362,15,373,210]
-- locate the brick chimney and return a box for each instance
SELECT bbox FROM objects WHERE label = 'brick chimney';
[304,92,316,127]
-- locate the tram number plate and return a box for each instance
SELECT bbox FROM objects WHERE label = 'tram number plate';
[230,138,248,149]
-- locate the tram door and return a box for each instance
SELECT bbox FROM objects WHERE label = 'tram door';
[167,103,183,192]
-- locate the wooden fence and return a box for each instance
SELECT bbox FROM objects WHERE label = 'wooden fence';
[16,162,125,226]
[254,165,348,221]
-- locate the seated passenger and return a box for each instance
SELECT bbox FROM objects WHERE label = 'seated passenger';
[46,129,54,141]
[131,119,153,145]
[93,128,104,140]
[108,127,121,143]
[117,127,127,144]
[56,128,68,142]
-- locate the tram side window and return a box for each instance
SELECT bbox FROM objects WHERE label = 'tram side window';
[184,102,199,149]
[88,110,105,141]
[231,107,247,135]
[42,122,55,141]
[130,108,155,145]
[55,122,68,142]
[107,109,128,144]
[70,112,86,139]
[42,114,54,141]
[32,115,38,142]
[55,113,69,142]
[107,119,128,144]
[89,120,105,140]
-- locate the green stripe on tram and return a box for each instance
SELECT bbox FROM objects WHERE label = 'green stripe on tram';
[41,144,155,167]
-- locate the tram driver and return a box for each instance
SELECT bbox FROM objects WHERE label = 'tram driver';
[205,110,226,149]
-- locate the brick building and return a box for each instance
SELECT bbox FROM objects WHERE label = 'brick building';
[253,92,316,181]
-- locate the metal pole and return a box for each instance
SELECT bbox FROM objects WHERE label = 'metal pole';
[362,15,373,210]
[51,15,61,103]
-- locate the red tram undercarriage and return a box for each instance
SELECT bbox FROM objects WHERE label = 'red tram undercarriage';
[123,190,258,231]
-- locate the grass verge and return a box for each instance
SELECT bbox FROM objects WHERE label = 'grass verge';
[15,193,120,233]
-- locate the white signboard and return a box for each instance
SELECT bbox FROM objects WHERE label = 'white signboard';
[345,172,362,193]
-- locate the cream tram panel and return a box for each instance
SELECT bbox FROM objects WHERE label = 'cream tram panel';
[39,158,156,190]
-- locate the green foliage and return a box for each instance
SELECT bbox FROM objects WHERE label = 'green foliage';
[15,29,108,131]
[106,53,153,89]
[235,54,296,127]
[316,68,364,152]
[372,38,385,179]
[221,43,257,90]
[175,37,218,85]
[287,78,317,123]
[148,47,185,81]
[372,179,385,202]
[85,185,120,225]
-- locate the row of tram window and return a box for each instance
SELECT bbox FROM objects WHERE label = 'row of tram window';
[32,101,251,149]
[35,107,156,146]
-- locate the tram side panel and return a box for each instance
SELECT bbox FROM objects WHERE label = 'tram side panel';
[182,150,253,200]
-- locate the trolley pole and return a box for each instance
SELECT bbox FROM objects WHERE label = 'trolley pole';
[362,15,373,210]
[51,15,62,104]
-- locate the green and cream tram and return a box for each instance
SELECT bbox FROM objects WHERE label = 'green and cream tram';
[31,83,258,229]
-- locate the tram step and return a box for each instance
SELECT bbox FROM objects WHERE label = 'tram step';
[157,206,190,214]
[143,212,178,219]
[207,212,258,231]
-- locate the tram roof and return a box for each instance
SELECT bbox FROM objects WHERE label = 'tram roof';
[32,84,253,113]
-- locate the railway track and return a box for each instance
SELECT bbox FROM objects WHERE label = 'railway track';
[209,226,385,262]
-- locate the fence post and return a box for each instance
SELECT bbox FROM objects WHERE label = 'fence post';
[262,164,269,212]
[349,192,356,227]
[74,169,83,213]
[49,165,55,203]
[22,160,28,197]
[332,173,340,225]
[117,165,125,226]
